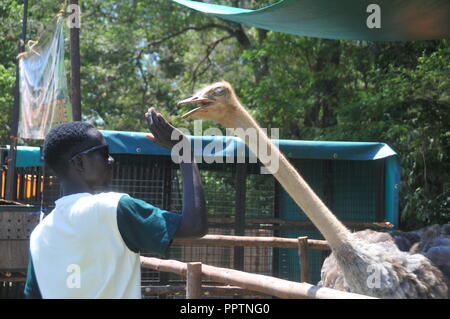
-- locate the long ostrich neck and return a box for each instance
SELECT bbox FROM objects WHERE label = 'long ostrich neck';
[222,104,350,250]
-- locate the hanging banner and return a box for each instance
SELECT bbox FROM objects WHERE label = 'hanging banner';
[18,15,72,140]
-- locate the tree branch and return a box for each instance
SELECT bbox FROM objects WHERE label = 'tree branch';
[146,24,235,49]
[135,50,149,107]
[190,35,234,88]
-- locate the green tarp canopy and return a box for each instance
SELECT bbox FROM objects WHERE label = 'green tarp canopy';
[8,132,399,165]
[172,0,450,41]
[8,131,399,225]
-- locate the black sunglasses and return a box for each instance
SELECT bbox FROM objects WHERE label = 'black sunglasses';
[69,144,110,162]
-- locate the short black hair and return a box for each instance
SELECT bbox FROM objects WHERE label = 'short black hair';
[43,121,96,175]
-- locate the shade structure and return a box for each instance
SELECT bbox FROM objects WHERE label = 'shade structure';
[172,0,450,41]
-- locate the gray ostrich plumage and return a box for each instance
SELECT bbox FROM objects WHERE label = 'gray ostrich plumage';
[319,224,450,298]
[391,223,450,289]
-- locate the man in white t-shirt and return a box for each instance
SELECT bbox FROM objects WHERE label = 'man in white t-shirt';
[24,107,207,298]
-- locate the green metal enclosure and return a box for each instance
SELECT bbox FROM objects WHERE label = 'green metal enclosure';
[0,131,400,297]
[278,158,392,283]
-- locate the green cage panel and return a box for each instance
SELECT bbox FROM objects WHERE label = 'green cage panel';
[0,130,399,297]
[277,158,392,284]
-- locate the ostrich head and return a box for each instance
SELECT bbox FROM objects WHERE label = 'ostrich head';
[178,80,351,251]
[178,81,242,127]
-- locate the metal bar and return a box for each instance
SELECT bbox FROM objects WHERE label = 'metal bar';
[233,163,246,271]
[272,181,281,278]
[163,159,173,211]
[5,0,28,200]
[323,160,334,211]
[376,160,385,222]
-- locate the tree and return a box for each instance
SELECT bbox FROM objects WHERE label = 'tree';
[0,0,22,145]
[0,0,448,227]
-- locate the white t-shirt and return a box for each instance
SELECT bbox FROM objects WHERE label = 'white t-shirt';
[27,192,181,299]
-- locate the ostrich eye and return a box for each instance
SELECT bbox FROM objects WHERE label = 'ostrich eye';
[213,87,225,96]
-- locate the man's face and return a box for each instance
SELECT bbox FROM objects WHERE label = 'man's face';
[70,128,114,190]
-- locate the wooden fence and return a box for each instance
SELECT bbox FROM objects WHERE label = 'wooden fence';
[140,257,374,299]
[142,234,375,299]
[1,233,376,299]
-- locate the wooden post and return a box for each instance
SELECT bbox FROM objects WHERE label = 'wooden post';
[69,0,81,121]
[186,262,202,299]
[298,236,310,283]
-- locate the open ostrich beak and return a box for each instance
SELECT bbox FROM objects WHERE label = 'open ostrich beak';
[178,95,215,119]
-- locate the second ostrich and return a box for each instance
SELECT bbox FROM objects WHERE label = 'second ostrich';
[178,80,448,298]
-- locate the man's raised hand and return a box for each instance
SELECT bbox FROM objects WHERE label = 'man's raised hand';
[145,107,187,151]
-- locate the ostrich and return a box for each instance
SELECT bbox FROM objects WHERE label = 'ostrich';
[178,81,448,298]
[320,223,450,298]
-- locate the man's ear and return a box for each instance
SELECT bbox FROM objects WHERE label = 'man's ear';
[69,156,85,173]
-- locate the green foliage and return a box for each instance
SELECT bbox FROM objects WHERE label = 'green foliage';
[0,0,22,144]
[0,0,448,228]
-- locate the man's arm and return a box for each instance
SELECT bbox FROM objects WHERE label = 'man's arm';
[145,107,207,238]
[176,157,207,237]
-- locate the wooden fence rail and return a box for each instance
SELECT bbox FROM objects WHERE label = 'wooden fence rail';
[173,234,330,250]
[140,256,375,299]
[208,217,394,231]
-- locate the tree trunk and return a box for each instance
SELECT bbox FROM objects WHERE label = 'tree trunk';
[255,29,269,83]
[304,39,341,128]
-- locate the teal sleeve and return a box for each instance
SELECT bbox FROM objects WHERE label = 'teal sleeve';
[24,252,42,299]
[116,195,182,256]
